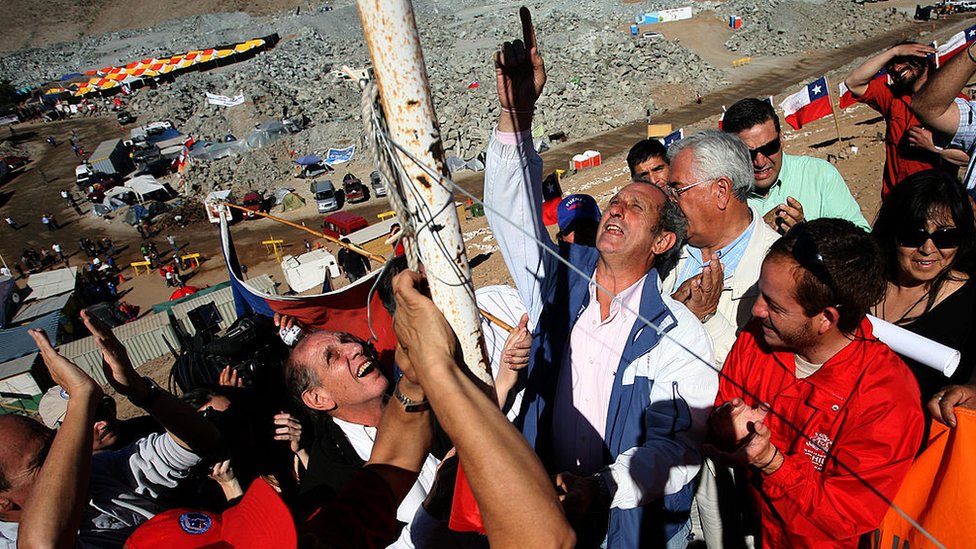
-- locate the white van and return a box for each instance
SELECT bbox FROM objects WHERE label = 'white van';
[311,180,339,213]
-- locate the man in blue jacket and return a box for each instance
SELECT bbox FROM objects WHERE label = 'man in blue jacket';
[484,9,717,548]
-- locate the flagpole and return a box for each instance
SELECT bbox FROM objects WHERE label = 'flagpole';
[355,0,492,385]
[824,75,845,148]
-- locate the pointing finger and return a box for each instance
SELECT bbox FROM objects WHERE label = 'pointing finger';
[520,7,536,52]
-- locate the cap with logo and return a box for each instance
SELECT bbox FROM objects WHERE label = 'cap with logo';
[557,194,601,233]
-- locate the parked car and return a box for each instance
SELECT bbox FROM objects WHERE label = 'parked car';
[322,212,369,239]
[311,180,339,213]
[343,173,369,203]
[369,171,387,197]
[132,144,162,166]
[2,156,29,170]
[116,110,135,125]
[242,191,265,219]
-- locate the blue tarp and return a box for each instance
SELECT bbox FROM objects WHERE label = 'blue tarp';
[294,154,322,166]
[0,311,60,363]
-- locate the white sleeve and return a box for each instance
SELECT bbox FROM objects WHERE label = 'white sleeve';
[125,432,202,495]
[483,131,552,326]
[605,301,718,509]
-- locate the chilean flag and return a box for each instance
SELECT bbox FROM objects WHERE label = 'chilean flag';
[935,24,976,65]
[218,214,398,368]
[780,77,833,130]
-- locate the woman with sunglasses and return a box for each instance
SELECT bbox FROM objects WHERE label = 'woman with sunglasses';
[871,170,976,407]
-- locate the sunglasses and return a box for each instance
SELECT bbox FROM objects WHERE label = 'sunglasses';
[895,227,961,249]
[749,137,781,160]
[789,223,837,296]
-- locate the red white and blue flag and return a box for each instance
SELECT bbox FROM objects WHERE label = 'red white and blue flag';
[218,215,398,366]
[780,76,833,130]
[934,24,976,65]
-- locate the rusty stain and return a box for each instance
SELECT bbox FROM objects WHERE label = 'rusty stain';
[407,100,420,106]
[417,174,431,189]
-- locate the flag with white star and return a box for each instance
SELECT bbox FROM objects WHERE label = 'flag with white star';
[780,76,833,130]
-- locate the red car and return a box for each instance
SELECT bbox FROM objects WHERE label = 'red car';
[2,156,29,170]
[242,192,265,219]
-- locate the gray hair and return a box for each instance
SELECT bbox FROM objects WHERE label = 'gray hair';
[666,130,754,202]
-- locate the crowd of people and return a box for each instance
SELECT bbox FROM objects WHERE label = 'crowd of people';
[5,7,976,549]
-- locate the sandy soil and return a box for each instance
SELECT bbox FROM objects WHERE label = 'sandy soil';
[1,10,973,353]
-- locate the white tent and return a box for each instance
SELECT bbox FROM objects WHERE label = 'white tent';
[124,175,174,203]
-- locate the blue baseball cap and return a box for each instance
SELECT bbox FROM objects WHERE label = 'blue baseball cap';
[557,194,601,233]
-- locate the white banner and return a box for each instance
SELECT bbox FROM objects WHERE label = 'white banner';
[205,91,246,107]
[0,114,19,125]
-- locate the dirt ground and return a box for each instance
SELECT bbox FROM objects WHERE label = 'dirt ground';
[1,10,973,353]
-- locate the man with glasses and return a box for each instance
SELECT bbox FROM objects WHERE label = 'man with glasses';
[664,130,780,365]
[708,219,924,548]
[721,99,869,233]
[847,42,969,199]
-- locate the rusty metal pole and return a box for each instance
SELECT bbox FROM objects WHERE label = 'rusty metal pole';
[356,0,492,385]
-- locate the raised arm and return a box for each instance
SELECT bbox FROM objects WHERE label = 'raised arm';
[19,329,103,549]
[80,310,219,454]
[912,43,976,135]
[484,8,553,324]
[845,43,933,97]
[393,270,575,549]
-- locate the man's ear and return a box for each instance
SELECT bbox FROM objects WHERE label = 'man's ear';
[302,388,337,413]
[0,495,14,515]
[652,230,677,256]
[818,306,841,335]
[713,176,733,210]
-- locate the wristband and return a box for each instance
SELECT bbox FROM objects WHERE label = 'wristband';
[394,382,430,413]
[756,448,779,471]
[500,106,535,114]
[129,376,161,409]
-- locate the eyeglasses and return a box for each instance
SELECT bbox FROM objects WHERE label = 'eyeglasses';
[667,178,716,199]
[748,137,781,160]
[895,227,961,249]
[789,223,837,296]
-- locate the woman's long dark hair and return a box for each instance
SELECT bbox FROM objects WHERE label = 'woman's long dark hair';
[872,170,976,314]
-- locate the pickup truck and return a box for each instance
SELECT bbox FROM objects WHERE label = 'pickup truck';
[342,173,370,203]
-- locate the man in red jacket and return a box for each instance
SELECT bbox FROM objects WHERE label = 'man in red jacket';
[708,219,924,548]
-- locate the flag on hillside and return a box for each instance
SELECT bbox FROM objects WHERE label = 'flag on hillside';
[837,70,886,109]
[718,105,726,129]
[874,408,976,548]
[218,215,398,368]
[780,76,833,130]
[659,128,684,147]
[934,24,976,65]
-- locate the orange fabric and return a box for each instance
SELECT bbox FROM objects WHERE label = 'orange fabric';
[874,408,976,548]
[448,462,486,534]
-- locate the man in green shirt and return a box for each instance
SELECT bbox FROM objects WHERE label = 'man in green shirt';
[722,98,870,233]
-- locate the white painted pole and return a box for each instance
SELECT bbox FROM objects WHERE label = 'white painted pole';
[356,0,492,385]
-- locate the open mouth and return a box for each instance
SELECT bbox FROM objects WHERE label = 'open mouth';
[604,223,623,235]
[356,361,375,378]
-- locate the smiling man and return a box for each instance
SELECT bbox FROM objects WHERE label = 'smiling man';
[484,10,717,547]
[846,41,969,199]
[721,99,869,233]
[285,330,441,544]
[710,219,924,548]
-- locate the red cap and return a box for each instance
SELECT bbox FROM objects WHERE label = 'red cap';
[125,478,296,548]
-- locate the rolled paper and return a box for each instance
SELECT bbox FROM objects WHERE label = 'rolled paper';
[868,315,960,378]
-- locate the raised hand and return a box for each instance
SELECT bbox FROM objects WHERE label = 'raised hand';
[29,328,102,402]
[80,309,143,398]
[392,270,460,385]
[274,412,304,455]
[494,7,546,125]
